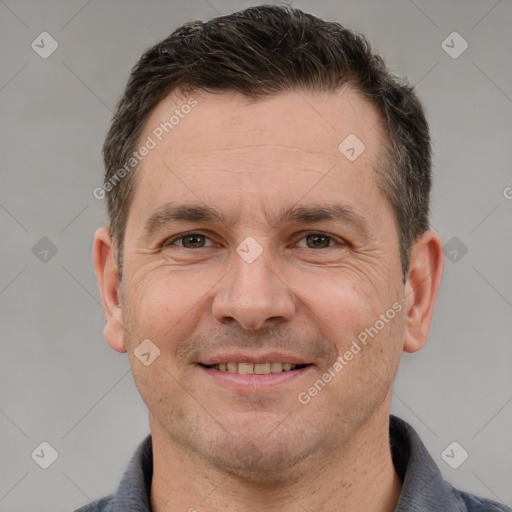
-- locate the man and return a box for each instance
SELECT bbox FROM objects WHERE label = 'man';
[81,4,510,511]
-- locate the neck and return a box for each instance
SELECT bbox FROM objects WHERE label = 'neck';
[150,410,402,512]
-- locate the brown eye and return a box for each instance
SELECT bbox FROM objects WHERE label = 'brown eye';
[304,233,334,248]
[164,233,211,248]
[181,234,206,248]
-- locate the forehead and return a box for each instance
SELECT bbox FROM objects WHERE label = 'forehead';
[127,88,388,232]
[142,88,381,157]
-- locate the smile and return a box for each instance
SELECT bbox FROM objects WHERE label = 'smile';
[199,362,309,374]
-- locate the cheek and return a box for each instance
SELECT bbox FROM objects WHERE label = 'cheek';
[128,359,190,434]
[299,269,405,397]
[300,273,388,342]
[124,268,210,344]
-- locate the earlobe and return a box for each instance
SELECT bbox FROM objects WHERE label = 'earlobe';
[402,230,444,353]
[92,227,127,353]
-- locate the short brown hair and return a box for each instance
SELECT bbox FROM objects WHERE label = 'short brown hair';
[103,4,431,280]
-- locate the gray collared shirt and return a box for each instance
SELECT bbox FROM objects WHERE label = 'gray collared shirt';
[74,415,510,511]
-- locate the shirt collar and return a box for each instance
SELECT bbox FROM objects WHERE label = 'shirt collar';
[389,415,465,511]
[112,431,153,512]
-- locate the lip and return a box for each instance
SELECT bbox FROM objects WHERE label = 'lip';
[198,363,314,390]
[198,352,311,366]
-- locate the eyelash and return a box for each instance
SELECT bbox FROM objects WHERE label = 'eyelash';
[161,231,344,249]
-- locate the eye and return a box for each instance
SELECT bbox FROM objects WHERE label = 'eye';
[162,231,343,250]
[296,232,340,249]
[163,232,214,249]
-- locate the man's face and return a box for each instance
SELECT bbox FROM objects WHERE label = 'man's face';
[115,89,407,476]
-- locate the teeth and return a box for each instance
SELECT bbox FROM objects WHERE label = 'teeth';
[238,363,254,375]
[271,362,283,373]
[254,363,271,374]
[211,362,299,374]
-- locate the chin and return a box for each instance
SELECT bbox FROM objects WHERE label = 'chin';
[198,427,317,484]
[210,449,307,485]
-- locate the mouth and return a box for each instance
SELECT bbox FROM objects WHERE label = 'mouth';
[197,358,314,390]
[198,362,311,375]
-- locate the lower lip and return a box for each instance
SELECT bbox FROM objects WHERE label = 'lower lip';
[198,365,314,389]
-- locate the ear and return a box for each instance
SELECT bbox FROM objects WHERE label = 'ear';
[92,227,126,353]
[403,230,444,353]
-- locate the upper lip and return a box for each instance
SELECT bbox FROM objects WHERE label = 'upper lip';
[199,352,312,365]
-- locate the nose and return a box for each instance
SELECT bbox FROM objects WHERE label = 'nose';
[211,247,297,331]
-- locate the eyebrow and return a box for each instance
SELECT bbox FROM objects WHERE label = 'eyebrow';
[140,202,371,240]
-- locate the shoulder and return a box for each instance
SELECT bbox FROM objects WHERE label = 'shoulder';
[73,495,114,512]
[455,489,512,512]
[389,416,511,512]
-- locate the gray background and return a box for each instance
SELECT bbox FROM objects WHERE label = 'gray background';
[1,0,511,510]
